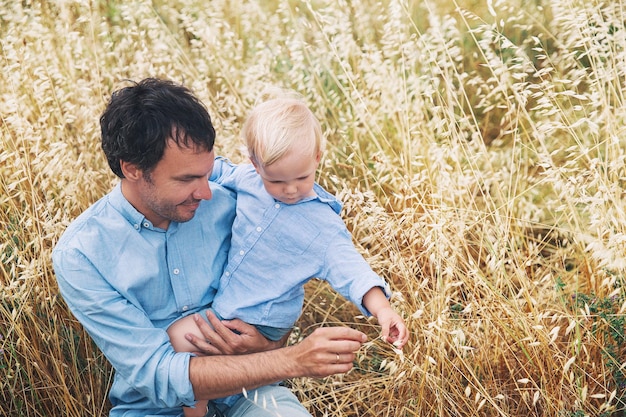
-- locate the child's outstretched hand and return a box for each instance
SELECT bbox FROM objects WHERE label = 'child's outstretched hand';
[376,307,409,349]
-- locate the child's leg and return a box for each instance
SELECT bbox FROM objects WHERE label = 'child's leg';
[167,313,210,417]
[228,385,312,417]
[167,313,207,352]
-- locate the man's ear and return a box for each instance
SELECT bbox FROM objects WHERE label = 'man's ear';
[120,160,143,181]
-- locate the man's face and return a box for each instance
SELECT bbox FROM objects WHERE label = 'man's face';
[131,141,215,229]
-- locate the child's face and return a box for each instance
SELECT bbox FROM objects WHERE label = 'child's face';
[253,150,320,204]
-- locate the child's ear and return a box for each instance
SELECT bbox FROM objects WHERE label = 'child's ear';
[120,160,143,181]
[250,157,261,173]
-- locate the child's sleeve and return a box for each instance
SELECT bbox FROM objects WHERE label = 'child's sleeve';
[209,156,237,183]
[322,227,392,316]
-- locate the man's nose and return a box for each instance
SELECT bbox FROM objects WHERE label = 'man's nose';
[194,180,213,200]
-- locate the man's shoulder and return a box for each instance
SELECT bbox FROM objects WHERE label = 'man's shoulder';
[54,194,113,250]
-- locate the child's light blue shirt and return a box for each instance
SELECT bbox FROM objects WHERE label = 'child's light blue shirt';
[210,157,391,332]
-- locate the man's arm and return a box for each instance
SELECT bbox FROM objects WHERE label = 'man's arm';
[189,326,367,400]
[53,248,196,408]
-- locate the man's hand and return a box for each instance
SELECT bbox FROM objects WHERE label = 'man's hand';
[190,325,367,400]
[282,326,367,378]
[184,310,283,355]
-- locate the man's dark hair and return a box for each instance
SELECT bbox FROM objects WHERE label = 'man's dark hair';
[100,78,216,178]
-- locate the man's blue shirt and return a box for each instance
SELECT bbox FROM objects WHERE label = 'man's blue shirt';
[52,182,235,416]
[210,157,390,330]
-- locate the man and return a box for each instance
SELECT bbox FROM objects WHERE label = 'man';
[52,78,367,417]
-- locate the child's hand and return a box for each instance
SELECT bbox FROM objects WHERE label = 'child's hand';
[376,307,409,349]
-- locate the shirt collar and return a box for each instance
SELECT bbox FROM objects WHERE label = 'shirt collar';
[109,182,158,232]
[312,183,343,214]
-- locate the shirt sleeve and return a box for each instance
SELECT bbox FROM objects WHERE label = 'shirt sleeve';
[210,156,239,184]
[321,228,391,316]
[52,248,195,408]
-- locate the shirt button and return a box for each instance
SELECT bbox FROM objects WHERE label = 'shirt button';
[239,250,244,255]
[274,203,280,209]
[182,305,189,311]
[143,222,150,228]
[134,224,140,230]
[256,227,262,232]
[173,268,180,275]
[224,271,230,277]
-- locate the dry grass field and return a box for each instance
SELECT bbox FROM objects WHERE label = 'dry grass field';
[1,0,625,416]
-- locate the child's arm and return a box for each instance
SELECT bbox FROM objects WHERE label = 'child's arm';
[209,156,233,183]
[362,287,409,349]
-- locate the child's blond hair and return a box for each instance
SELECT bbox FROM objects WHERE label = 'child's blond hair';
[243,88,325,166]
